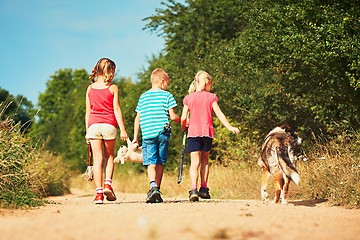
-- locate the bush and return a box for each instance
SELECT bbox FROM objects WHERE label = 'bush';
[0,116,70,208]
[0,118,43,208]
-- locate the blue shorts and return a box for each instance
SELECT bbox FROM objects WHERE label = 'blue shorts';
[142,131,170,166]
[187,137,213,152]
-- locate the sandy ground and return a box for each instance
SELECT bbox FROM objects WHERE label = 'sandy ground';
[0,188,359,240]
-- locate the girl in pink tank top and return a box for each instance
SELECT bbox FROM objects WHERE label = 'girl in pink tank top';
[180,71,240,202]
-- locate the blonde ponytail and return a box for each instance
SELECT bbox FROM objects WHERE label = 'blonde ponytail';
[188,80,196,94]
[195,70,212,91]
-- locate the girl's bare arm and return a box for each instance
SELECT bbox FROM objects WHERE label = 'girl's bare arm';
[180,105,189,131]
[111,85,128,141]
[85,85,91,132]
[212,101,240,134]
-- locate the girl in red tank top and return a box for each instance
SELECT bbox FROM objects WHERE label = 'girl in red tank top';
[85,58,128,204]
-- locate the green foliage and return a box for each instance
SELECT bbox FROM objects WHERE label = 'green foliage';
[26,0,359,174]
[210,118,258,167]
[30,69,89,170]
[0,87,35,132]
[144,0,360,139]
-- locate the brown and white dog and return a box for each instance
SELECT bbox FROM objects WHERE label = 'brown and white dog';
[258,125,302,204]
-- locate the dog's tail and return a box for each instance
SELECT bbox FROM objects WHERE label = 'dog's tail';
[274,147,300,185]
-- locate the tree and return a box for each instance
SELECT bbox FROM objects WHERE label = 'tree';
[30,69,89,170]
[144,0,360,139]
[0,87,34,132]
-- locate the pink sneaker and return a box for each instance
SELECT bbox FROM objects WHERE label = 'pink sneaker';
[93,193,104,204]
[104,184,116,201]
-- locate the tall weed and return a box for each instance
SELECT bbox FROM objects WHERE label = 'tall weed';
[0,105,70,208]
[296,129,360,208]
[0,118,43,207]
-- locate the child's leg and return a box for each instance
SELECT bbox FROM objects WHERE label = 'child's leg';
[157,132,169,189]
[155,164,164,188]
[90,139,104,189]
[190,151,201,189]
[103,139,116,181]
[199,151,210,187]
[102,138,117,200]
[147,164,157,186]
[147,164,164,188]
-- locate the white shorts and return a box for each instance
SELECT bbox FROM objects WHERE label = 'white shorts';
[86,123,117,140]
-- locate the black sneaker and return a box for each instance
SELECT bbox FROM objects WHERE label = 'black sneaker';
[146,187,161,203]
[189,189,199,202]
[198,187,211,199]
[156,194,163,203]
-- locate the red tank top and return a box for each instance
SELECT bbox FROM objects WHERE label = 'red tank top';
[88,86,118,128]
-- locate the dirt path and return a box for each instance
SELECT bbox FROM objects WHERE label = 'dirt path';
[0,188,359,240]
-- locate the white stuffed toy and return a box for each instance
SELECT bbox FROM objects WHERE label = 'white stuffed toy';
[114,138,143,164]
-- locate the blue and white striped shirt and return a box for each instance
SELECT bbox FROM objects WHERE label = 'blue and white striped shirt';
[135,89,177,139]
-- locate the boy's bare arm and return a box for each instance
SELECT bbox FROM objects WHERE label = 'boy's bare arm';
[133,112,140,143]
[169,108,181,124]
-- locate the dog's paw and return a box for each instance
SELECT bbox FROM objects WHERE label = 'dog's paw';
[261,191,269,204]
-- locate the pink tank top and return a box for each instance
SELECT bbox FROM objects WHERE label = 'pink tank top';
[183,91,218,138]
[87,87,118,128]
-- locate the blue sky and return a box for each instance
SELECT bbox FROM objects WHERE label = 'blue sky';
[0,0,168,106]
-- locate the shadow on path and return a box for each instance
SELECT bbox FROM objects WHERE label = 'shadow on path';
[290,198,328,207]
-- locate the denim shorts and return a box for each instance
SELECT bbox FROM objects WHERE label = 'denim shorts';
[142,131,170,166]
[86,123,117,140]
[186,137,213,152]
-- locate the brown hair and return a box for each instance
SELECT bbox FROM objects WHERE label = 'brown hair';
[89,58,116,83]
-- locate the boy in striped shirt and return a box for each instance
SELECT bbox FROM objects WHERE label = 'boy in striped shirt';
[133,68,180,203]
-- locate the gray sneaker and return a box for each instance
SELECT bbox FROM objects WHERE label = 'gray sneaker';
[146,187,161,203]
[189,189,199,202]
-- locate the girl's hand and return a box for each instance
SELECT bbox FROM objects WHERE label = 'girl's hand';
[120,131,128,141]
[229,126,240,134]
